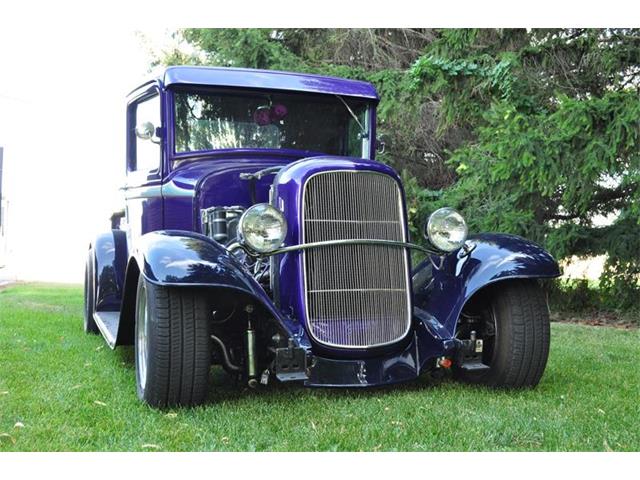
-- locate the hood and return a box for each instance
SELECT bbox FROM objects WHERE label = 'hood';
[163,151,320,212]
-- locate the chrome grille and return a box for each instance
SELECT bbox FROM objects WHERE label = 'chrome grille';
[302,170,411,348]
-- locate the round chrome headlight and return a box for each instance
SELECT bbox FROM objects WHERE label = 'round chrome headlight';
[238,204,287,254]
[426,207,468,252]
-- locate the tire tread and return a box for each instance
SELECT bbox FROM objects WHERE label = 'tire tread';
[456,280,550,389]
[137,279,211,407]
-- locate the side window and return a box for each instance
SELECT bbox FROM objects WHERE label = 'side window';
[132,94,161,172]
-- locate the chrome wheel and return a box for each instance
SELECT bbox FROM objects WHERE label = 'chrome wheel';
[136,281,149,390]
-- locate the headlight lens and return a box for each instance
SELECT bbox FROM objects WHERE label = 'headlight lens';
[426,207,468,252]
[238,204,287,253]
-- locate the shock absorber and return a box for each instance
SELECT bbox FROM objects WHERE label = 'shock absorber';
[244,304,258,388]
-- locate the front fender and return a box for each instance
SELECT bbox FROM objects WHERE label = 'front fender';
[135,230,306,342]
[413,233,561,335]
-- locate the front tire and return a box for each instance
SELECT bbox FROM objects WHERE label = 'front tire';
[135,275,212,407]
[454,280,550,388]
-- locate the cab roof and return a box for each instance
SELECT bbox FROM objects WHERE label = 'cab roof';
[147,66,379,100]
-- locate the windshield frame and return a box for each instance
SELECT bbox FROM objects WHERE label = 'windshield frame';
[167,86,374,162]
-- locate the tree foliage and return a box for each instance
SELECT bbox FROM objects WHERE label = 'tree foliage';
[410,29,640,309]
[156,28,640,310]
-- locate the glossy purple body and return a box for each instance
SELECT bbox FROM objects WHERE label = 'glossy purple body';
[89,66,561,387]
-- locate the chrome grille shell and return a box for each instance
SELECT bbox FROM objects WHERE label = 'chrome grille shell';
[301,170,412,349]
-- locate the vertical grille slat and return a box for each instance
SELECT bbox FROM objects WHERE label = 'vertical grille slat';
[302,171,411,348]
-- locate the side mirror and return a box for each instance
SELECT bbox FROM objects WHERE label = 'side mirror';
[135,121,155,141]
[376,134,387,154]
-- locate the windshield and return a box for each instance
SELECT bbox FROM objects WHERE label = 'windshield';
[173,89,370,157]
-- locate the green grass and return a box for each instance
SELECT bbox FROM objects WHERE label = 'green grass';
[1,284,638,452]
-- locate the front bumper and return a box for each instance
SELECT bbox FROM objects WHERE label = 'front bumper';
[282,308,459,387]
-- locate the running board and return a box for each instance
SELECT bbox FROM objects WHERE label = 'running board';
[93,311,120,349]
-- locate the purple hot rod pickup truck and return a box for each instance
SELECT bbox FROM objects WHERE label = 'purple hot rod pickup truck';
[84,66,560,407]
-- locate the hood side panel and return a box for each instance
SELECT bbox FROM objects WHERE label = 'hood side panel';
[161,156,309,232]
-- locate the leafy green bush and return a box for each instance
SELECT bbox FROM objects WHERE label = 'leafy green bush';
[548,278,639,323]
[548,280,602,313]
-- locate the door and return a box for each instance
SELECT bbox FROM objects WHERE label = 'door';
[124,87,164,247]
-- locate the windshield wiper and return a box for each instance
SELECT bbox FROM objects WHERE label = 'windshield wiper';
[335,95,368,139]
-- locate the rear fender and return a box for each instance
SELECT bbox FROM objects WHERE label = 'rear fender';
[412,233,561,336]
[92,230,128,311]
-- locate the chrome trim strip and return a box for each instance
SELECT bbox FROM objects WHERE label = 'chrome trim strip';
[123,184,162,200]
[124,183,195,199]
[263,238,439,256]
[161,182,195,198]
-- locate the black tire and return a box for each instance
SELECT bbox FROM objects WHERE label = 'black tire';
[455,280,550,388]
[83,249,100,335]
[135,275,212,408]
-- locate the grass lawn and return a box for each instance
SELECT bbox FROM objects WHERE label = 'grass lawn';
[1,283,638,452]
